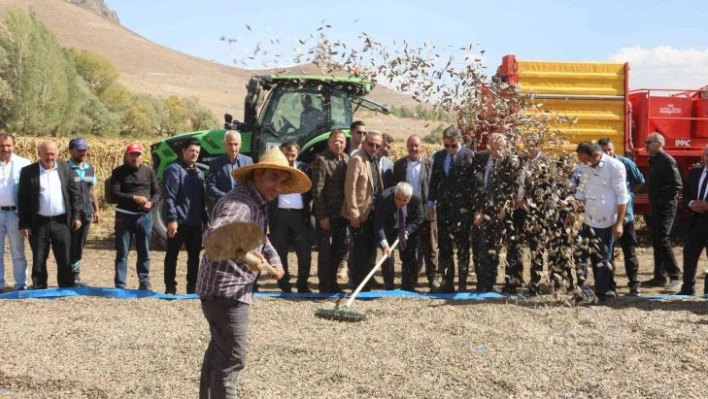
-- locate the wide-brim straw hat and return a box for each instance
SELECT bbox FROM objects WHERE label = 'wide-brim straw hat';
[232,147,312,194]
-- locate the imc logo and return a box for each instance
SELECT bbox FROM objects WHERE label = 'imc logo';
[675,139,691,147]
[659,104,683,115]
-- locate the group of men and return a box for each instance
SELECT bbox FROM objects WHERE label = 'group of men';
[0,134,97,292]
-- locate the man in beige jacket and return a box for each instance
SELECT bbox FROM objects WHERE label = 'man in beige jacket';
[342,130,384,291]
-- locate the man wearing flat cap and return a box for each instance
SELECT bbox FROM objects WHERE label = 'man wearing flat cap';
[67,137,99,287]
[196,147,311,399]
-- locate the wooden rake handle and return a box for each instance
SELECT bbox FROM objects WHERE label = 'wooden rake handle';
[242,251,279,276]
[344,239,399,309]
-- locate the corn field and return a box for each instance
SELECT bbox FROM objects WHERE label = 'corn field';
[13,137,152,210]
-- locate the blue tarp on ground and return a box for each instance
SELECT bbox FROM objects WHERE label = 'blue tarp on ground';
[0,286,706,301]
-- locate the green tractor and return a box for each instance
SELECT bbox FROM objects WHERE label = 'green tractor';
[149,74,389,247]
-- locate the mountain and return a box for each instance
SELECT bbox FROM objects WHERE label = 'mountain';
[0,0,438,141]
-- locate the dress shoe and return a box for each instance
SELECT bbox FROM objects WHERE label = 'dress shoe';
[501,283,518,295]
[138,281,153,291]
[604,290,617,299]
[297,285,313,294]
[280,285,292,293]
[675,288,695,296]
[165,287,177,295]
[627,284,640,297]
[428,279,441,291]
[641,278,668,288]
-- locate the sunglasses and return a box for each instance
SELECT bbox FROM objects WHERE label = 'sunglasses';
[353,131,367,136]
[444,143,459,149]
[367,142,381,149]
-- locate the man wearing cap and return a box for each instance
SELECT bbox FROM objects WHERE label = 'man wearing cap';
[110,142,160,291]
[67,137,99,287]
[18,140,82,289]
[0,132,31,292]
[196,147,309,398]
[207,130,253,205]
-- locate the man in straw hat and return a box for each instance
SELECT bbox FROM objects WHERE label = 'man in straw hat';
[196,147,311,398]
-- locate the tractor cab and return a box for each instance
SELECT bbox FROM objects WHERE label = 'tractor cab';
[226,75,389,163]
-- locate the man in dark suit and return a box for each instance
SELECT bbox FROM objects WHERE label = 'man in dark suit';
[18,140,82,289]
[393,134,439,290]
[374,182,424,291]
[269,141,313,293]
[207,130,254,205]
[427,126,476,292]
[472,133,522,293]
[643,132,682,289]
[678,145,708,296]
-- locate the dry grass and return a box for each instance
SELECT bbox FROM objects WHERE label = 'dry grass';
[2,244,708,398]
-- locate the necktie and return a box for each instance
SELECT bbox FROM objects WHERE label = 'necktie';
[699,169,708,201]
[398,207,406,251]
[447,154,455,176]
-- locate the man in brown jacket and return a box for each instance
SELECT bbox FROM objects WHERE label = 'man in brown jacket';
[342,130,384,291]
[310,130,350,293]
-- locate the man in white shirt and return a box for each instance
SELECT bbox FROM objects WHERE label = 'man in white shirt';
[574,142,629,302]
[18,140,82,289]
[268,141,313,293]
[0,133,30,292]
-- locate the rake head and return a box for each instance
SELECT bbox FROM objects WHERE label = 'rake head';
[315,306,366,322]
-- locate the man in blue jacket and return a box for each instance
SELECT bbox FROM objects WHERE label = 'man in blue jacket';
[207,130,253,205]
[163,139,210,294]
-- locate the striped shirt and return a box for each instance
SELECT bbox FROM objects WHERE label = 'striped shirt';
[196,182,282,304]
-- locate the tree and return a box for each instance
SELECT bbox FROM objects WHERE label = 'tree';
[0,9,87,135]
[70,48,120,98]
[184,96,217,131]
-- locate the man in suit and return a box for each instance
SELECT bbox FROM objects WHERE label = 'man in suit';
[18,140,82,289]
[427,126,476,292]
[378,132,395,189]
[643,132,682,290]
[342,131,384,291]
[374,182,424,291]
[678,145,708,296]
[207,130,254,205]
[347,120,367,156]
[269,141,313,293]
[472,133,522,293]
[393,134,439,290]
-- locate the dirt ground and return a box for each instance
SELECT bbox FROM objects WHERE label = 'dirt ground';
[1,227,708,398]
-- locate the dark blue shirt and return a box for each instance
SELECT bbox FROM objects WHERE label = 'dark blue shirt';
[163,160,209,227]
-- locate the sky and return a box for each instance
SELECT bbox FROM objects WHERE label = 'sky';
[105,0,708,90]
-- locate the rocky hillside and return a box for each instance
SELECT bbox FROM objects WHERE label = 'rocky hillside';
[66,0,118,24]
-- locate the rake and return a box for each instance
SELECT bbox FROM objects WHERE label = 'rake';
[316,239,399,322]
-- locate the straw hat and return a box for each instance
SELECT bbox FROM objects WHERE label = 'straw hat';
[232,147,312,194]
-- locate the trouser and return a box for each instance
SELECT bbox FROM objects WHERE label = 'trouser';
[271,209,311,290]
[682,214,708,294]
[350,217,377,291]
[29,215,72,288]
[114,211,152,288]
[615,221,640,287]
[506,209,528,288]
[386,232,419,290]
[200,297,249,399]
[316,216,348,292]
[0,210,28,290]
[417,216,439,283]
[69,219,91,278]
[474,218,504,292]
[437,212,471,292]
[649,201,681,280]
[577,224,615,297]
[164,224,203,293]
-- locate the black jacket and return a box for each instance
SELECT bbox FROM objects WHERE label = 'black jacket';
[683,165,707,228]
[268,161,312,231]
[110,163,161,213]
[428,147,476,215]
[472,151,522,215]
[392,156,432,204]
[374,186,424,245]
[18,161,81,230]
[647,151,682,207]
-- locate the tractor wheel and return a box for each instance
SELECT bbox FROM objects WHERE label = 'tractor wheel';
[151,199,168,251]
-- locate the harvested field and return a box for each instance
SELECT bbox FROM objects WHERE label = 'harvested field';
[1,243,708,398]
